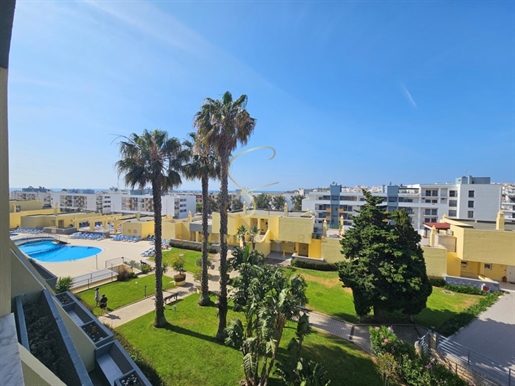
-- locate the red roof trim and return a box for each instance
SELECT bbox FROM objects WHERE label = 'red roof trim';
[423,222,450,230]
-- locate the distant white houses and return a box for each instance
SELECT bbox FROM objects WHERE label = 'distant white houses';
[11,175,509,226]
[10,188,196,219]
[502,184,515,221]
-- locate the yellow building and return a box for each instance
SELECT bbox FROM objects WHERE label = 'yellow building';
[208,206,315,257]
[9,199,56,228]
[422,214,515,282]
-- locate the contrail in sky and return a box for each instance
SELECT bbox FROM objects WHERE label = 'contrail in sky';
[401,83,418,109]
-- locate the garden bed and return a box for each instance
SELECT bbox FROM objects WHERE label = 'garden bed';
[18,290,92,386]
[96,341,152,386]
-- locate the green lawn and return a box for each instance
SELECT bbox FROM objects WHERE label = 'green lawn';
[284,267,360,323]
[156,247,202,273]
[413,287,481,329]
[116,294,382,386]
[285,267,484,330]
[75,274,175,316]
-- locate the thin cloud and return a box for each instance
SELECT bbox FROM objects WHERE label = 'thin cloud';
[82,0,283,94]
[401,82,418,109]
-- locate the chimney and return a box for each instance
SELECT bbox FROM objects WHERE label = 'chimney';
[496,211,505,231]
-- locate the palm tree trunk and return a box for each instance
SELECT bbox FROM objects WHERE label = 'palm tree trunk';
[198,174,210,306]
[152,181,167,328]
[216,152,229,342]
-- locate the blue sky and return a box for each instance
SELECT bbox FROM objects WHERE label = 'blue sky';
[8,1,515,191]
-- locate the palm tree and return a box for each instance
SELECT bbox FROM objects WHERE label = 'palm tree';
[236,225,247,247]
[116,129,184,328]
[182,132,219,306]
[194,91,256,341]
[248,225,260,250]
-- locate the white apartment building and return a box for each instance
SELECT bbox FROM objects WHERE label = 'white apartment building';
[10,188,197,219]
[50,190,99,212]
[109,192,196,219]
[502,184,515,220]
[10,187,52,207]
[302,176,502,232]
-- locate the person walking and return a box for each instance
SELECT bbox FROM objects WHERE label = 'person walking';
[94,288,100,307]
[99,294,108,315]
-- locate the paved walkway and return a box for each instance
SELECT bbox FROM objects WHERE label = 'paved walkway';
[97,256,426,354]
[445,288,515,372]
[99,266,222,328]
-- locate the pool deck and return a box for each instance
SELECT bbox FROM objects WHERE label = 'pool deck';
[17,235,155,279]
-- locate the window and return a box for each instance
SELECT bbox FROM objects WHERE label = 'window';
[449,200,457,207]
[448,210,457,217]
[449,190,457,197]
[484,263,492,270]
[388,197,397,202]
[468,211,474,218]
[468,190,475,198]
[424,209,437,216]
[425,190,432,196]
[461,261,468,268]
[468,201,474,208]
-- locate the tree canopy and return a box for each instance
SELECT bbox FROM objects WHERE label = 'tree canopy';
[272,195,286,211]
[290,194,305,211]
[337,190,432,319]
[254,193,272,210]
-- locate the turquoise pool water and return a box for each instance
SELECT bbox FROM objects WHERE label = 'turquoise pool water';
[19,240,101,262]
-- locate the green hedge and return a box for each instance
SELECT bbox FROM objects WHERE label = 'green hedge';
[428,276,446,287]
[168,240,217,254]
[291,258,337,271]
[443,284,487,295]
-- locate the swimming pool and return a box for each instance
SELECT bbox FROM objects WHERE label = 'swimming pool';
[19,240,101,263]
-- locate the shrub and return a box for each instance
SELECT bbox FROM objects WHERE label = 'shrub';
[369,326,467,385]
[192,267,211,282]
[117,266,134,282]
[291,258,337,271]
[195,257,212,267]
[169,240,217,254]
[443,284,487,295]
[55,276,73,293]
[140,264,152,274]
[171,256,185,274]
[193,267,201,281]
[428,276,446,287]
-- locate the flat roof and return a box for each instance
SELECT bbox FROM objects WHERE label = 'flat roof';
[449,219,515,231]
